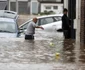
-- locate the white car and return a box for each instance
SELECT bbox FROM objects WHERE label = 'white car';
[19,14,63,33]
[0,10,20,38]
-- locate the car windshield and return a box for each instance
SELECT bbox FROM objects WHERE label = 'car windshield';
[0,22,16,33]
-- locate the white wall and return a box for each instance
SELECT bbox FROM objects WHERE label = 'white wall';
[41,3,63,14]
[64,0,68,9]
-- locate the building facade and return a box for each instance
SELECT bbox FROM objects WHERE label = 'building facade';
[7,0,63,14]
[39,0,63,14]
[40,3,63,14]
[80,0,85,45]
[64,0,85,45]
[0,0,7,10]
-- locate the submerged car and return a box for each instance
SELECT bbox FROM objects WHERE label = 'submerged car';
[0,10,20,38]
[19,14,63,35]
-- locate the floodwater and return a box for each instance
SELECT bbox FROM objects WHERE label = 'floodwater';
[0,30,85,70]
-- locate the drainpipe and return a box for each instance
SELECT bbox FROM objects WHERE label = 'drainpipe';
[75,0,81,65]
[75,0,81,46]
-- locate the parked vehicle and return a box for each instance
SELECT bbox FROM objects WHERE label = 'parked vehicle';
[19,14,63,35]
[0,10,20,38]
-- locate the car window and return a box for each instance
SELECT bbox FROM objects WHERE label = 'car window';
[0,22,16,33]
[39,17,54,25]
[54,16,61,21]
[39,19,47,25]
[20,23,28,30]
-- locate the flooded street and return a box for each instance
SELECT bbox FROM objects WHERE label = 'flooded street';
[0,31,85,70]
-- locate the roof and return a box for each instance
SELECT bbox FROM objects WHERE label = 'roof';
[37,14,63,19]
[0,18,15,23]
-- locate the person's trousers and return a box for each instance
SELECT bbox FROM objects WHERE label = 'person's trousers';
[63,29,71,39]
[25,35,34,40]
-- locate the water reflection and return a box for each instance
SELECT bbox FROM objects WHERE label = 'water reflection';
[79,44,85,63]
[0,34,76,64]
[0,37,84,69]
[62,39,75,63]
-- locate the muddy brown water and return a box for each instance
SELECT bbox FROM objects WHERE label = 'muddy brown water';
[0,31,84,70]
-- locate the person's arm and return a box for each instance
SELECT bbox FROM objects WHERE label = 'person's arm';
[35,26,44,30]
[32,22,44,30]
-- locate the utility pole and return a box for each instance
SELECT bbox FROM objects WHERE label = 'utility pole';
[16,0,18,14]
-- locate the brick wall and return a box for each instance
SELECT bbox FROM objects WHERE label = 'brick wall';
[80,0,85,44]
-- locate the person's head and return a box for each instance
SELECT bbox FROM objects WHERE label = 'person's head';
[63,8,68,15]
[33,18,37,23]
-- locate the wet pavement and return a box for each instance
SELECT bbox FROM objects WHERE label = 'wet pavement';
[0,31,85,70]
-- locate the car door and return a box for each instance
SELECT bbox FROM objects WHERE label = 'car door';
[53,16,62,30]
[38,17,57,31]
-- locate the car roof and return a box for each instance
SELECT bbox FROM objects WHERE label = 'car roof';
[19,14,63,28]
[37,14,63,19]
[0,10,18,19]
[0,18,15,23]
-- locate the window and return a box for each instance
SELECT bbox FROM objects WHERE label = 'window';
[45,17,54,23]
[45,6,51,9]
[53,6,58,9]
[0,22,16,33]
[54,16,61,21]
[40,17,54,25]
[40,19,47,25]
[10,2,16,12]
[21,23,28,30]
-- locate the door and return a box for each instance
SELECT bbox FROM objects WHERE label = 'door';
[31,1,38,14]
[39,17,57,31]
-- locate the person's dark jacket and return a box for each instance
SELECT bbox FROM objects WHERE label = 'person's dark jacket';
[62,14,70,30]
